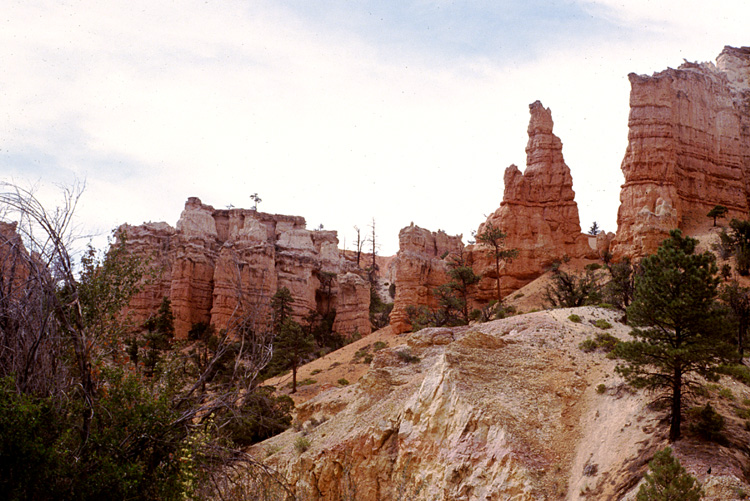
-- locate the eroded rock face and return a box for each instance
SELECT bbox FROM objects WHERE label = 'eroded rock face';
[121,198,370,338]
[612,46,750,258]
[470,101,595,300]
[389,224,463,334]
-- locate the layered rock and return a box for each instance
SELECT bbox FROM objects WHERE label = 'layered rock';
[612,46,750,258]
[0,222,33,304]
[389,224,463,334]
[471,101,595,301]
[121,198,370,339]
[253,308,750,499]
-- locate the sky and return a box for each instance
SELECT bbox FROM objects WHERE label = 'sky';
[1,0,748,255]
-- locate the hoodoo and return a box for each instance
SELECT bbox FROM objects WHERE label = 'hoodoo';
[611,46,750,258]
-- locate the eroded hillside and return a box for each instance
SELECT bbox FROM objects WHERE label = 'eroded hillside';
[251,307,750,500]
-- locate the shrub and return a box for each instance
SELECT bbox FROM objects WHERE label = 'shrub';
[579,333,619,353]
[687,403,726,443]
[294,436,311,453]
[593,319,612,330]
[545,268,602,308]
[718,363,750,385]
[337,378,350,386]
[579,339,597,353]
[637,447,702,501]
[224,386,294,446]
[373,341,388,352]
[596,384,606,394]
[718,387,735,400]
[396,350,420,364]
[568,314,582,323]
[594,332,619,352]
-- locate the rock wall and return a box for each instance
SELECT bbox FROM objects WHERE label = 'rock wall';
[470,101,596,301]
[121,198,371,339]
[389,224,463,334]
[0,222,33,303]
[612,46,750,258]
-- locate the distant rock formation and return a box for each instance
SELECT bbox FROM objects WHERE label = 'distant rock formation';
[389,224,463,334]
[470,101,596,301]
[612,46,750,258]
[121,197,371,339]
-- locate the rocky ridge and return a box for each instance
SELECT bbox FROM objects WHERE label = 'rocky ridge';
[254,307,750,500]
[121,197,371,339]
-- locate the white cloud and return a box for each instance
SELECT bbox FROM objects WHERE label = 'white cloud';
[2,0,746,254]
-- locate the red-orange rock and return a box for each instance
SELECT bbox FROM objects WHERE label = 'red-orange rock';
[389,224,464,334]
[121,198,371,339]
[471,101,595,301]
[612,46,750,258]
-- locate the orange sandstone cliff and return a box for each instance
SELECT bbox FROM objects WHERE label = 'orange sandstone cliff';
[470,100,597,301]
[612,46,750,258]
[388,224,464,334]
[121,197,371,339]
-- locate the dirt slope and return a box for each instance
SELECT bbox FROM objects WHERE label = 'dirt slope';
[254,306,750,500]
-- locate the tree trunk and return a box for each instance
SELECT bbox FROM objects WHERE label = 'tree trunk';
[291,365,298,394]
[494,255,502,302]
[669,367,682,441]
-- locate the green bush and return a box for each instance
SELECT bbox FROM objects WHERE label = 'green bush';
[596,384,606,394]
[594,332,619,352]
[396,350,421,364]
[294,436,310,453]
[579,339,597,353]
[593,319,612,330]
[337,378,350,386]
[687,403,726,443]
[0,371,198,501]
[568,314,582,323]
[223,386,294,446]
[579,333,619,353]
[373,341,388,352]
[637,447,702,500]
[718,363,750,385]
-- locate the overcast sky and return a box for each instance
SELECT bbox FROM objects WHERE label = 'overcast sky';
[2,1,747,255]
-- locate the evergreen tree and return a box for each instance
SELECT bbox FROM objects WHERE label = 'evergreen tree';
[275,319,314,394]
[706,205,728,226]
[545,266,601,308]
[720,219,750,275]
[721,281,750,359]
[476,221,518,302]
[271,287,294,332]
[428,250,482,326]
[141,296,175,377]
[605,258,637,321]
[588,221,601,235]
[636,447,702,501]
[614,229,736,441]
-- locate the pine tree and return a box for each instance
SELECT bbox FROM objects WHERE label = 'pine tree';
[271,287,294,332]
[476,221,518,302]
[275,319,315,394]
[614,229,735,441]
[636,447,702,500]
[706,205,728,226]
